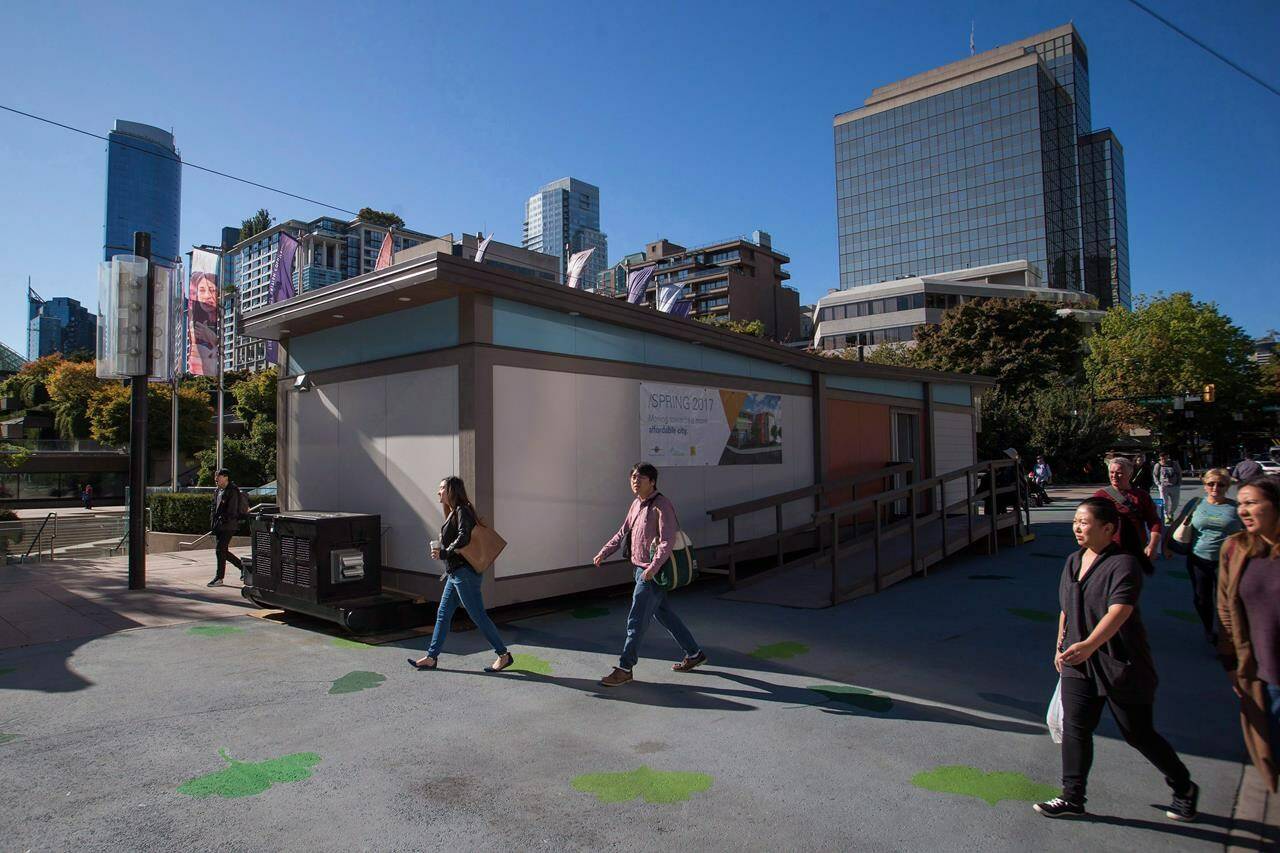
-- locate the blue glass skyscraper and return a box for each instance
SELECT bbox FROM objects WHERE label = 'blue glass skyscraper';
[834,24,1130,308]
[522,177,608,287]
[103,120,181,265]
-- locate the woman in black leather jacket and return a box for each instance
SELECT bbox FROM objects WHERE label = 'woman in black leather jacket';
[409,476,513,672]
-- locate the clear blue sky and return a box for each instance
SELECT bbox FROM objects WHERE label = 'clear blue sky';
[2,0,1277,355]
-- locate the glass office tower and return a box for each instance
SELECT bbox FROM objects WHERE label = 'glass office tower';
[834,24,1129,308]
[103,120,182,266]
[522,177,608,287]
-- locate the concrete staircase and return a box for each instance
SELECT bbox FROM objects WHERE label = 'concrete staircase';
[2,514,131,563]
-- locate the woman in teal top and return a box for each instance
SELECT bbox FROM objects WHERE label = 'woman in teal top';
[1168,468,1242,644]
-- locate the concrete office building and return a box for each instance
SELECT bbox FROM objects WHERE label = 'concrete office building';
[27,289,97,360]
[812,260,1099,351]
[220,217,433,373]
[835,24,1130,309]
[103,120,181,266]
[523,177,608,285]
[609,232,804,342]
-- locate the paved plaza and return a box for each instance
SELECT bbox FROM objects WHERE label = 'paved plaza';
[1,493,1276,851]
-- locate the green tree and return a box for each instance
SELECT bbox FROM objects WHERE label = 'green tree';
[1,353,64,407]
[357,207,405,228]
[1085,292,1260,455]
[860,341,918,367]
[231,367,277,428]
[46,360,107,439]
[195,438,272,487]
[913,298,1083,389]
[240,208,273,241]
[696,317,765,337]
[88,383,213,452]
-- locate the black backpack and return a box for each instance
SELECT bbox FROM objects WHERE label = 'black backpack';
[235,488,251,519]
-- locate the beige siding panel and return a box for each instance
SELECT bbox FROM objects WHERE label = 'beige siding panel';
[933,410,975,507]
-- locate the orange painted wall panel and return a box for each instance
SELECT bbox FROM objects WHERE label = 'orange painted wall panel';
[825,399,893,481]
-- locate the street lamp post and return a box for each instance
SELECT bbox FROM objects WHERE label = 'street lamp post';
[128,231,154,590]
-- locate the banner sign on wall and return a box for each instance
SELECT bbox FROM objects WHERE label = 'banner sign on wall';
[640,382,783,466]
[187,248,220,376]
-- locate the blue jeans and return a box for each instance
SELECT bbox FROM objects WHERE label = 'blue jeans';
[619,565,700,670]
[426,567,508,659]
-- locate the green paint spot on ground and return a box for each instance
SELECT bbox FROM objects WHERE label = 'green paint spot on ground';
[178,749,321,799]
[571,606,609,619]
[0,733,20,745]
[571,765,713,804]
[1008,608,1056,623]
[187,625,244,637]
[328,671,386,695]
[331,637,373,650]
[807,685,894,712]
[1164,609,1200,624]
[0,666,15,676]
[750,641,810,660]
[509,654,553,675]
[911,765,1059,806]
[1166,570,1190,580]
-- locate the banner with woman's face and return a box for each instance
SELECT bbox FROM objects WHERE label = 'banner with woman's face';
[188,248,220,375]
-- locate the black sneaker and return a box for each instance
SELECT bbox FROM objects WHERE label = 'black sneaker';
[206,578,224,587]
[1166,781,1199,822]
[1034,797,1085,818]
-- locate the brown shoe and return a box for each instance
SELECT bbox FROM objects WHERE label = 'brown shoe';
[672,651,707,672]
[599,667,633,687]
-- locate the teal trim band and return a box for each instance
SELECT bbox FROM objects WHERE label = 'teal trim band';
[933,383,972,406]
[288,299,458,374]
[827,374,924,400]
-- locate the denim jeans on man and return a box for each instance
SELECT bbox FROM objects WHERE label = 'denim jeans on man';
[619,565,700,670]
[1268,683,1280,758]
[426,567,508,659]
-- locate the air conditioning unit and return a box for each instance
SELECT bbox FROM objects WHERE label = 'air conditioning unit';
[250,511,381,605]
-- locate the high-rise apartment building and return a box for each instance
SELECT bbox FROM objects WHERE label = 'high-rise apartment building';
[220,216,433,372]
[103,120,182,266]
[27,289,97,360]
[522,177,608,287]
[834,24,1129,308]
[608,232,803,342]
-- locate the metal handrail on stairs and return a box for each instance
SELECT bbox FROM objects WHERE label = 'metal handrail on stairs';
[22,513,56,562]
[178,504,275,551]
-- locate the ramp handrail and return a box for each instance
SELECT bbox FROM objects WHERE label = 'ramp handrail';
[178,504,274,551]
[22,512,56,561]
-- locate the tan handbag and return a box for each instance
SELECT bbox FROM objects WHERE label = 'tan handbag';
[457,511,507,573]
[1171,498,1199,545]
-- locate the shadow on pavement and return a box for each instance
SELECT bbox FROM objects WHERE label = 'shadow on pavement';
[1076,806,1278,851]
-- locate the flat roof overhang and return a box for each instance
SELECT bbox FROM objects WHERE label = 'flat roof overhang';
[242,252,995,389]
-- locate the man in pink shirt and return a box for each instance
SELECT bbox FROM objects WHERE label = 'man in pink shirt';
[593,463,706,686]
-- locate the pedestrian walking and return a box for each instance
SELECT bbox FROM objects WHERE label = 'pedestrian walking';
[1216,475,1280,793]
[1231,453,1264,484]
[1153,451,1183,525]
[1131,453,1154,493]
[1035,497,1198,820]
[409,476,513,673]
[1093,456,1162,574]
[593,463,705,687]
[1165,469,1241,644]
[206,469,245,587]
[1030,455,1053,506]
[81,482,93,510]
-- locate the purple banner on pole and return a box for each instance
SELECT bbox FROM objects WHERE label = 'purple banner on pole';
[626,264,656,304]
[672,300,693,319]
[270,232,299,303]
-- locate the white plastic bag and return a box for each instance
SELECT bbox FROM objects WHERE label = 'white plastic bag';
[1046,679,1064,744]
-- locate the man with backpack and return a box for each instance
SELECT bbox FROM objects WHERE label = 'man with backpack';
[592,462,706,686]
[207,468,248,587]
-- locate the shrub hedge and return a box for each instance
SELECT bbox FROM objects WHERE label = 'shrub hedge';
[148,493,214,535]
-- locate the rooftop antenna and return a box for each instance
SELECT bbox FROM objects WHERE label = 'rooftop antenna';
[970,20,975,55]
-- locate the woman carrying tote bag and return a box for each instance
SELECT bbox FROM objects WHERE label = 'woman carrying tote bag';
[408,476,514,673]
[1165,468,1241,645]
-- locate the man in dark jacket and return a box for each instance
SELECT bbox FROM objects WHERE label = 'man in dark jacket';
[207,469,245,587]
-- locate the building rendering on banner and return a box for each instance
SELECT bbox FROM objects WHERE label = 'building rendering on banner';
[27,288,97,360]
[606,232,803,342]
[218,217,434,373]
[103,120,181,266]
[522,177,608,288]
[834,24,1130,310]
[811,260,1101,351]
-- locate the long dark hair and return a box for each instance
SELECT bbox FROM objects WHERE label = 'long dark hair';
[440,476,472,514]
[1238,476,1280,559]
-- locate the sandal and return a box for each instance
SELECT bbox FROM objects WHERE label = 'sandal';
[407,656,437,670]
[484,652,515,673]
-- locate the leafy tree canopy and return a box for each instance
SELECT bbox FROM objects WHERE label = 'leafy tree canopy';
[696,317,765,337]
[240,209,273,241]
[46,360,107,439]
[232,367,277,429]
[88,383,212,451]
[358,207,405,229]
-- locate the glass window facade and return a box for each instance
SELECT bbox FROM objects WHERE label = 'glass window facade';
[1079,130,1130,309]
[522,178,609,286]
[834,27,1129,308]
[103,122,181,266]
